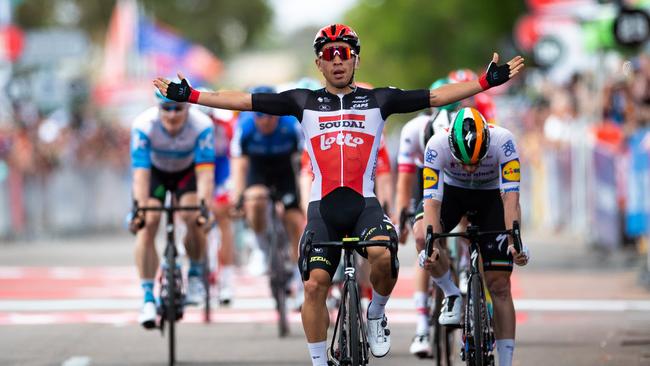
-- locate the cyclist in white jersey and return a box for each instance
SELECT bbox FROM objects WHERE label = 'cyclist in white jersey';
[393,77,459,357]
[420,107,530,366]
[153,23,524,365]
[129,90,215,328]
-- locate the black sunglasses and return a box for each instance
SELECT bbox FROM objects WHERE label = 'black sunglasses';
[160,103,185,112]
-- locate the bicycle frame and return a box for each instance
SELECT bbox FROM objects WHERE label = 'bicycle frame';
[301,231,399,365]
[132,191,206,366]
[425,221,521,366]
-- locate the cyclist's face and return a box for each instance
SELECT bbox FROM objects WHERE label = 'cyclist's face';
[316,41,357,89]
[159,103,189,135]
[254,112,279,135]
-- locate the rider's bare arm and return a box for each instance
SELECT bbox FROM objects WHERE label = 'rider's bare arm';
[429,53,525,108]
[421,198,443,253]
[132,168,151,205]
[195,90,253,111]
[231,156,249,204]
[195,165,215,208]
[502,191,521,246]
[393,171,415,242]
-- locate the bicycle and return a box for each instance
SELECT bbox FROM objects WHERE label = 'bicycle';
[239,189,294,337]
[301,231,399,366]
[131,190,208,366]
[424,220,522,366]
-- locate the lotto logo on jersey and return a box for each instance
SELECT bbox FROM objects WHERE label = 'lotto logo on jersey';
[501,159,520,183]
[423,167,439,189]
[320,132,364,150]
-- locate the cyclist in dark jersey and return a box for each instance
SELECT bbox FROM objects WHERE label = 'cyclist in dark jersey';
[154,23,524,365]
[230,86,306,304]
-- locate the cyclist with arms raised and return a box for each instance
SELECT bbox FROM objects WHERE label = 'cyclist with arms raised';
[153,24,524,365]
[420,107,529,366]
[129,90,215,329]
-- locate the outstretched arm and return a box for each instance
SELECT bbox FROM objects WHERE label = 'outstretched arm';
[429,52,524,107]
[153,72,253,111]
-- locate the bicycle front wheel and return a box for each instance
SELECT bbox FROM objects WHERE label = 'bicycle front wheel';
[165,257,176,366]
[346,282,362,366]
[467,274,485,366]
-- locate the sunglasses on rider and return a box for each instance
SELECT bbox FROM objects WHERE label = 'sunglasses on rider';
[160,103,185,112]
[319,45,356,61]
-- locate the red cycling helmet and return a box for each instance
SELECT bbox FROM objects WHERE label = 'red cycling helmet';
[313,24,361,55]
[448,68,478,83]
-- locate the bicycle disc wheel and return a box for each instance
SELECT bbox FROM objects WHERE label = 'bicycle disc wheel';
[467,274,484,366]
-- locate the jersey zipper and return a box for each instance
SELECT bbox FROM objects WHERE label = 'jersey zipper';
[338,94,344,187]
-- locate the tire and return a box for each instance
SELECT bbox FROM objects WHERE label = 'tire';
[269,221,290,338]
[347,282,361,366]
[165,251,176,366]
[467,274,485,366]
[202,259,211,323]
[431,289,455,366]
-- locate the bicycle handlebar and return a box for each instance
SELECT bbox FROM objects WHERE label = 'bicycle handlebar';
[129,199,208,234]
[300,229,399,281]
[425,220,523,259]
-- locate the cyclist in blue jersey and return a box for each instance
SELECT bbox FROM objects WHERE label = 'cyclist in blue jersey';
[230,86,306,304]
[129,89,215,329]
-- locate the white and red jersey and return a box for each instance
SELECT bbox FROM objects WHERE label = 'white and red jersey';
[300,133,391,178]
[252,87,429,203]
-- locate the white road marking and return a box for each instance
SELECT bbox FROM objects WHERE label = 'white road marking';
[61,356,91,366]
[2,298,650,312]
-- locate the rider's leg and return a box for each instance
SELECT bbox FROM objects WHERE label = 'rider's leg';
[301,268,332,366]
[485,270,515,366]
[213,195,235,300]
[366,238,397,317]
[243,185,269,236]
[135,198,162,302]
[284,206,306,305]
[179,192,205,273]
[284,208,305,263]
[412,219,431,336]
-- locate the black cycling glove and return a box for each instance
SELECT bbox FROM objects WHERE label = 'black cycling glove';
[479,61,511,90]
[166,78,200,103]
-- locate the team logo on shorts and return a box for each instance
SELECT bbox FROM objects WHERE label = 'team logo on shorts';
[423,167,439,189]
[501,159,520,183]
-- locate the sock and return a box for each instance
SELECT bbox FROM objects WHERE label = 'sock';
[141,279,155,303]
[367,289,390,319]
[414,291,429,335]
[496,339,515,366]
[255,231,269,250]
[188,260,203,278]
[307,341,328,366]
[432,270,461,298]
[220,265,234,286]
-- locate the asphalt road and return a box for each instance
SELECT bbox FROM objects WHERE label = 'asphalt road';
[1,230,649,366]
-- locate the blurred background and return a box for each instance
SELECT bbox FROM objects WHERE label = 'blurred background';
[1,0,649,271]
[1,0,650,365]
